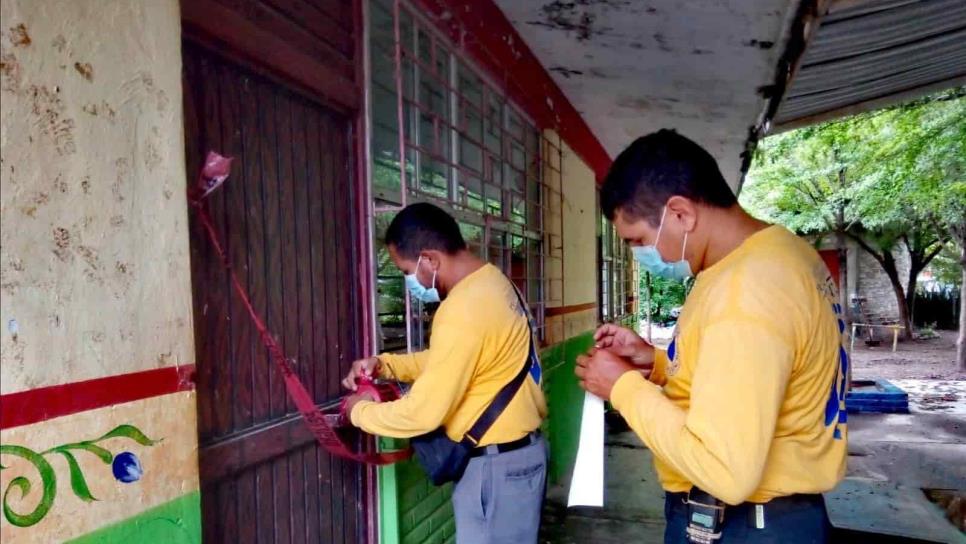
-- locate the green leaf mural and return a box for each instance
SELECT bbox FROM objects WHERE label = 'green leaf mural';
[0,445,57,528]
[56,451,97,503]
[95,424,160,447]
[0,424,159,528]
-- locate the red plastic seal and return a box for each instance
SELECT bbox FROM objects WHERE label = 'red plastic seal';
[190,151,410,465]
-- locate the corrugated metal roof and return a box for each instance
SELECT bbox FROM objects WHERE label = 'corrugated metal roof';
[774,0,966,128]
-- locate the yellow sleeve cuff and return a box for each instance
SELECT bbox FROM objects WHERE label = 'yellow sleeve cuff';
[610,369,662,413]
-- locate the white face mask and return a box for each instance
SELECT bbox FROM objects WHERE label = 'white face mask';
[404,257,440,303]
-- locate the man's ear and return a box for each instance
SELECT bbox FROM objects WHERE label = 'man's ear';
[666,196,698,232]
[419,250,444,270]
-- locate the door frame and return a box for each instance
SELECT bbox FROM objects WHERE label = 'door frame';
[181,0,378,540]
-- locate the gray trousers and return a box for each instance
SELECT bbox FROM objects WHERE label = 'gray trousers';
[452,436,548,544]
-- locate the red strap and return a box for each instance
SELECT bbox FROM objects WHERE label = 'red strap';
[191,151,410,465]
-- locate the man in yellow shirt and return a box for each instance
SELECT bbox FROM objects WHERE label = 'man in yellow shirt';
[576,130,848,543]
[343,202,548,544]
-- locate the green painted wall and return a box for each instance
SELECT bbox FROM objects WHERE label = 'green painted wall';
[377,330,597,542]
[378,437,455,544]
[540,331,596,484]
[67,491,201,544]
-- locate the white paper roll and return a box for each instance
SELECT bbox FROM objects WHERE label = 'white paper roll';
[567,392,605,507]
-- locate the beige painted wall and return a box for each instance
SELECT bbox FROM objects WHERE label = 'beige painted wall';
[0,392,200,542]
[560,138,597,307]
[0,0,193,394]
[542,130,602,345]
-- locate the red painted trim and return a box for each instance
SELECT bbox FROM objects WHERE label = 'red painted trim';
[0,365,196,430]
[545,302,598,317]
[410,0,612,182]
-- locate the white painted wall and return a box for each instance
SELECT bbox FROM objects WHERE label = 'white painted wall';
[495,0,799,188]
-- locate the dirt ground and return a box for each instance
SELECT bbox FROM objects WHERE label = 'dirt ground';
[850,329,966,381]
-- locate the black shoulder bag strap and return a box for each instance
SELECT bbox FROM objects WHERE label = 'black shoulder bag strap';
[460,283,539,447]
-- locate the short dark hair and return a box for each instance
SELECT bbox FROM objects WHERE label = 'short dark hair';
[600,129,736,225]
[385,202,467,259]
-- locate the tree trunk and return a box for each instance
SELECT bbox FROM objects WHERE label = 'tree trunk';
[883,253,915,341]
[849,233,914,340]
[906,266,920,332]
[958,244,966,371]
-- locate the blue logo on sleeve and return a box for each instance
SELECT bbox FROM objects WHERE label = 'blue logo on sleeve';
[824,303,849,439]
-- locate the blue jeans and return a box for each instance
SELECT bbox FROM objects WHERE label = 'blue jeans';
[452,436,547,544]
[664,492,831,543]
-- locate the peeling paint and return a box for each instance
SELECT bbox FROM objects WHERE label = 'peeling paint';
[525,0,619,42]
[73,62,93,82]
[7,23,31,47]
[495,0,797,187]
[747,39,775,49]
[549,66,583,78]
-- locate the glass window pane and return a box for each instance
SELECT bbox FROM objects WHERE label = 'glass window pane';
[420,155,448,198]
[507,109,525,141]
[418,28,432,64]
[419,77,447,118]
[463,102,482,141]
[488,230,506,270]
[460,173,484,211]
[511,194,526,225]
[458,62,482,108]
[460,138,482,175]
[484,93,503,154]
[484,183,502,216]
[510,141,525,170]
[510,236,527,297]
[374,213,407,351]
[460,222,484,257]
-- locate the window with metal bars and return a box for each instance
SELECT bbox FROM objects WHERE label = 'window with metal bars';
[599,209,636,325]
[368,0,553,351]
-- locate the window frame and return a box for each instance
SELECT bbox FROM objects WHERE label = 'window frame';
[598,203,636,325]
[367,0,553,349]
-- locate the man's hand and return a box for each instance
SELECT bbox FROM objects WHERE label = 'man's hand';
[593,324,655,367]
[344,390,378,421]
[575,348,637,400]
[342,357,380,391]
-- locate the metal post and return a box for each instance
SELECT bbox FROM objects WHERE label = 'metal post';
[392,0,408,208]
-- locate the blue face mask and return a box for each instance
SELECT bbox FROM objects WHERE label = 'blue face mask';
[405,257,441,303]
[632,207,693,281]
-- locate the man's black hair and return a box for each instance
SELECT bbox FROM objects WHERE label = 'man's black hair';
[600,129,737,225]
[385,202,467,259]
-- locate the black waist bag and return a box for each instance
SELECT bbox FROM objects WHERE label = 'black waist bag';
[411,286,538,486]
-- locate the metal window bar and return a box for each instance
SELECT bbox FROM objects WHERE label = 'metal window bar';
[367,0,552,347]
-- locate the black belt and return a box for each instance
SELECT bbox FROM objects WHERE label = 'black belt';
[468,431,538,457]
[668,487,825,536]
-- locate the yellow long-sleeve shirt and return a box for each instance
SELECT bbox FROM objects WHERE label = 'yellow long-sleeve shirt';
[611,225,848,505]
[350,264,547,445]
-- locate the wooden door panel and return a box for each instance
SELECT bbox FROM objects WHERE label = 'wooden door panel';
[183,37,364,543]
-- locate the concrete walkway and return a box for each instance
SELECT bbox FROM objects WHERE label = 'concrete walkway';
[541,400,966,543]
[540,430,666,543]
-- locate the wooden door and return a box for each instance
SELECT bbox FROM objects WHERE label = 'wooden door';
[819,249,841,288]
[182,36,366,543]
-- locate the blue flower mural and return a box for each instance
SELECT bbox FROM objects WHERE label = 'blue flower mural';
[0,424,158,527]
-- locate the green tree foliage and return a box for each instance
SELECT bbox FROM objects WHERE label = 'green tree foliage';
[742,88,966,342]
[639,273,690,325]
[929,243,964,289]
